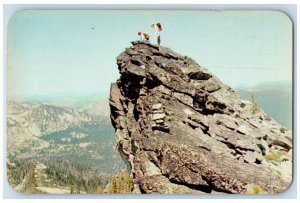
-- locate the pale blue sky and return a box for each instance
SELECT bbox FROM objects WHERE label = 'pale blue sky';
[7,10,292,98]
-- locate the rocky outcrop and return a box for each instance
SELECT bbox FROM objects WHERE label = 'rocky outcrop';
[109,42,292,194]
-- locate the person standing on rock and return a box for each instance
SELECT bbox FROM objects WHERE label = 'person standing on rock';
[151,23,162,48]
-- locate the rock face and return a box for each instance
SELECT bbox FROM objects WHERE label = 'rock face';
[109,42,292,194]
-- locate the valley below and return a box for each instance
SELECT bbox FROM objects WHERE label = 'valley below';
[6,99,126,194]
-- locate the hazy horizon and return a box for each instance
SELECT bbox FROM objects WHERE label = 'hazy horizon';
[7,79,292,102]
[7,10,292,99]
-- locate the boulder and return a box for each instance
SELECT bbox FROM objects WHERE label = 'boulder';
[109,42,292,194]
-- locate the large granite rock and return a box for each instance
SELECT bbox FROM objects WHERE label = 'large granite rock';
[109,42,292,194]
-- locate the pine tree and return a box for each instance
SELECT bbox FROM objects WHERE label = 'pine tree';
[95,186,104,194]
[250,94,259,114]
[106,168,133,194]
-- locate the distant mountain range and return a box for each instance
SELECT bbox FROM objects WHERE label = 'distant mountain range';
[236,81,292,129]
[7,98,125,193]
[19,93,111,117]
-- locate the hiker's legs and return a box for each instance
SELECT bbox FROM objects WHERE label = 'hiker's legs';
[157,36,161,47]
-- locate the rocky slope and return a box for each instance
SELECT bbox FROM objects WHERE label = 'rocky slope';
[109,42,292,194]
